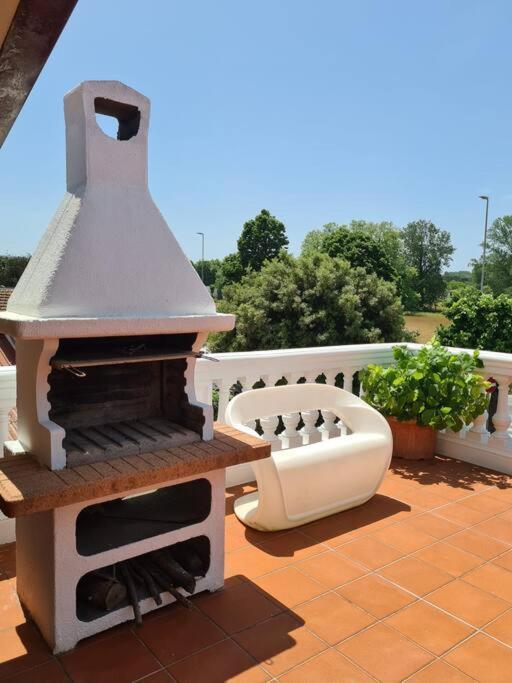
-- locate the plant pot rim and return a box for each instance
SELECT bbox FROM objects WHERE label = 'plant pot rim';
[386,416,436,431]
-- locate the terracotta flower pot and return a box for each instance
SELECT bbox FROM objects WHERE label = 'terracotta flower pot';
[386,416,437,460]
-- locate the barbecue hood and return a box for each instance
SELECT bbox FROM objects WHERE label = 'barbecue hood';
[0,81,234,339]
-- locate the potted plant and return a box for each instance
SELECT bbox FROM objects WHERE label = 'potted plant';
[360,342,490,460]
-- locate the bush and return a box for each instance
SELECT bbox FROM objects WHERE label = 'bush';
[209,251,412,352]
[360,342,489,431]
[437,288,512,353]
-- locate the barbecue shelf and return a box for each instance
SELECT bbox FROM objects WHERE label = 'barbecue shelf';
[77,536,210,622]
[76,479,211,555]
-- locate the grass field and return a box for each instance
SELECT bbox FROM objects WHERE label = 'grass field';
[404,312,449,342]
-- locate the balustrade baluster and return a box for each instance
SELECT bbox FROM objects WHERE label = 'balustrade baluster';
[300,410,322,445]
[342,367,355,394]
[466,410,489,445]
[260,415,281,451]
[319,410,339,441]
[489,375,512,448]
[279,412,302,449]
[216,379,232,424]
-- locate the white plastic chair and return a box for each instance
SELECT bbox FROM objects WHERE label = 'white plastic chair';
[225,383,392,531]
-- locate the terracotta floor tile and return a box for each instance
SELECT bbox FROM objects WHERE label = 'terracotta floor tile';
[386,601,474,655]
[446,529,510,560]
[279,649,372,682]
[136,604,224,665]
[0,623,51,680]
[407,659,474,682]
[459,492,511,515]
[484,609,512,646]
[253,530,325,563]
[474,517,512,544]
[413,541,483,577]
[371,523,436,553]
[378,556,452,596]
[295,551,366,589]
[140,672,174,682]
[463,562,512,602]
[225,544,291,579]
[254,566,325,609]
[337,537,403,569]
[403,513,463,539]
[0,579,26,629]
[0,660,69,683]
[299,515,357,547]
[294,592,375,645]
[433,502,490,526]
[337,574,416,618]
[168,639,269,683]
[427,579,509,627]
[493,550,512,571]
[60,630,160,683]
[232,612,326,676]
[445,633,512,682]
[338,623,433,682]
[194,577,281,633]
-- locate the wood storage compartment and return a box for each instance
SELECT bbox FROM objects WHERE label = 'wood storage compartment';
[48,333,206,466]
[76,536,210,623]
[76,478,212,555]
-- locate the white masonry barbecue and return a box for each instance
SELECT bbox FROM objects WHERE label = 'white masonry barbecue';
[0,81,268,653]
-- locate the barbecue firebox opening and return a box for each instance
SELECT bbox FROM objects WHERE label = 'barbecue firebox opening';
[76,536,211,623]
[48,333,205,466]
[76,478,212,555]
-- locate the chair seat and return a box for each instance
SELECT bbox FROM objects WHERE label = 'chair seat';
[225,383,392,531]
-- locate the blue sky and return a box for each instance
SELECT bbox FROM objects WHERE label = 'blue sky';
[1,0,511,270]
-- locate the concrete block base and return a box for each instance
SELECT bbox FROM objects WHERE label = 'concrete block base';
[16,468,225,654]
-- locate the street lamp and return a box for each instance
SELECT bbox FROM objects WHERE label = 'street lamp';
[196,232,205,282]
[479,195,489,291]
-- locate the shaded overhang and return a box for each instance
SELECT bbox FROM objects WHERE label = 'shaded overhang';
[0,0,78,147]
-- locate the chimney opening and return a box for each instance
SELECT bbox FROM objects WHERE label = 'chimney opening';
[94,97,140,140]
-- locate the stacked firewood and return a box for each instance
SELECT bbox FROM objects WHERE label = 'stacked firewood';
[77,543,206,625]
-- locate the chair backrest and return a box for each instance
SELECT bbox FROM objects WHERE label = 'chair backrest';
[225,383,389,436]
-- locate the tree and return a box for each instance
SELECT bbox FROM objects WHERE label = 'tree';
[209,251,411,352]
[237,209,288,271]
[191,258,222,288]
[401,220,454,309]
[301,220,419,310]
[470,216,512,295]
[0,255,30,287]
[437,288,512,353]
[321,227,398,282]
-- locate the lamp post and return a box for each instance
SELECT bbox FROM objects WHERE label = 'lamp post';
[196,232,205,282]
[479,195,489,291]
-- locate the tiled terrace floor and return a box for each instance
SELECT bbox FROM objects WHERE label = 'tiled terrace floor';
[2,456,512,682]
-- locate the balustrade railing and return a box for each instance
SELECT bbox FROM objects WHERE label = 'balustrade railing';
[0,342,511,542]
[195,342,512,484]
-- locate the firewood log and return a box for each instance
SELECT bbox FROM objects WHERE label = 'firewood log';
[141,557,193,609]
[169,546,205,576]
[77,571,127,612]
[119,562,142,626]
[130,559,162,606]
[150,550,196,594]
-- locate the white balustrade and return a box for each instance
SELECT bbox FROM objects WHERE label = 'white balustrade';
[279,412,302,449]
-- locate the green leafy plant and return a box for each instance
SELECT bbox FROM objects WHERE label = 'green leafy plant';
[360,342,490,431]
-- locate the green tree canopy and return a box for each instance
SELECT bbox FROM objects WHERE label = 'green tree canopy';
[471,215,512,295]
[209,251,410,352]
[191,258,222,288]
[301,220,420,310]
[436,287,512,353]
[402,220,454,309]
[237,209,288,271]
[0,255,30,287]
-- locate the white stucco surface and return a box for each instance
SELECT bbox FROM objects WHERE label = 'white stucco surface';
[1,81,233,337]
